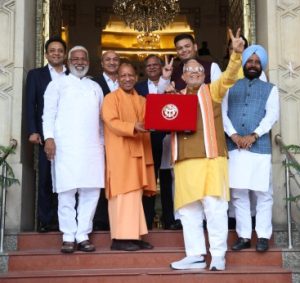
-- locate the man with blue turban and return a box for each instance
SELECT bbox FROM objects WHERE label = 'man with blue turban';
[222,45,279,252]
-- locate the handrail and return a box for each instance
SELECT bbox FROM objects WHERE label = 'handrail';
[0,139,18,253]
[275,134,300,166]
[275,134,300,249]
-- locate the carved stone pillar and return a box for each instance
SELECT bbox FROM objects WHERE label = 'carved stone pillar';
[0,0,36,232]
[50,0,62,36]
[256,0,300,228]
[227,0,244,34]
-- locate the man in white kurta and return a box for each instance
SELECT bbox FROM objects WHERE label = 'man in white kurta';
[222,45,279,252]
[43,46,105,253]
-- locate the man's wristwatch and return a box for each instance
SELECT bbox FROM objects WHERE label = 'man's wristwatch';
[251,133,259,141]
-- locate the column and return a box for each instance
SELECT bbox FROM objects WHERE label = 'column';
[256,0,300,228]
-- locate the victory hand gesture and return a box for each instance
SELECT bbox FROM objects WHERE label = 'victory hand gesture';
[229,28,245,54]
[162,55,174,80]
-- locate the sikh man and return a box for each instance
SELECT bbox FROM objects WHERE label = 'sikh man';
[101,62,156,251]
[222,45,279,252]
[93,50,120,231]
[168,29,245,271]
[43,46,105,253]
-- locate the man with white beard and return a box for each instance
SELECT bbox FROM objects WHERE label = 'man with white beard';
[43,46,105,253]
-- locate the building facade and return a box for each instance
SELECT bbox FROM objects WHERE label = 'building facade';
[0,0,300,232]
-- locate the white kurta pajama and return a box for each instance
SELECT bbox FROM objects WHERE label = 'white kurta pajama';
[222,86,279,239]
[43,73,105,242]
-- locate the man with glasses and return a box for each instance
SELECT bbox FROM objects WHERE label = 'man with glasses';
[43,46,105,253]
[169,29,244,271]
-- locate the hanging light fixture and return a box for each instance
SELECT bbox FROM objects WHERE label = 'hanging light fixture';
[113,0,180,33]
[136,33,160,49]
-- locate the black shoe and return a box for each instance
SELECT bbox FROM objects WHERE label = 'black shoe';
[61,241,75,253]
[38,223,50,233]
[77,240,96,252]
[232,237,251,250]
[38,222,58,233]
[256,238,269,252]
[132,240,153,249]
[111,239,140,251]
[165,220,182,230]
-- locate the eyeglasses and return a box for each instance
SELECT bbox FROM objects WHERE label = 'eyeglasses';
[183,66,204,73]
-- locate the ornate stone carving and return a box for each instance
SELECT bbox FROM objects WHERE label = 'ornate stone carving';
[0,0,14,146]
[50,0,62,36]
[226,0,256,44]
[227,0,244,34]
[35,0,45,68]
[276,1,300,106]
[0,0,15,66]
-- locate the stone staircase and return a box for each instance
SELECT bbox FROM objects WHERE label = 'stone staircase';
[274,230,300,283]
[0,230,293,282]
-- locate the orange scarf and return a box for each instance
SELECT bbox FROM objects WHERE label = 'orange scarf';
[197,84,218,158]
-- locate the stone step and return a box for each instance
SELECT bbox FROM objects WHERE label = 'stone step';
[17,230,267,251]
[0,266,292,283]
[7,248,283,272]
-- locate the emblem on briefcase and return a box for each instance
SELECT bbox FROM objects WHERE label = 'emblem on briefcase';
[162,104,179,120]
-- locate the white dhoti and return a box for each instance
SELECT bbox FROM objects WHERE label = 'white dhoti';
[229,149,273,239]
[58,187,100,243]
[177,197,228,257]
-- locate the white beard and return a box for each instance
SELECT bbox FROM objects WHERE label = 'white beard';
[69,64,89,78]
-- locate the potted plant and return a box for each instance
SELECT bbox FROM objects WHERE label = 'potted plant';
[284,144,300,202]
[0,140,19,189]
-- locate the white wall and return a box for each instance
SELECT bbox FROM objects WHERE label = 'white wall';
[0,0,36,232]
[256,0,300,228]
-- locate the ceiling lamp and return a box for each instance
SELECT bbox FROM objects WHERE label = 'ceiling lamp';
[137,33,160,49]
[113,0,180,33]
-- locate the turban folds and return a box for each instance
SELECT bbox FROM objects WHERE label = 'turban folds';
[242,45,268,70]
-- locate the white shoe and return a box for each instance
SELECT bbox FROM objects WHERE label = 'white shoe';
[209,256,225,271]
[171,256,206,270]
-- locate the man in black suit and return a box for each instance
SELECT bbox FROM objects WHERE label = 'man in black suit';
[26,36,67,232]
[93,50,120,231]
[135,55,179,230]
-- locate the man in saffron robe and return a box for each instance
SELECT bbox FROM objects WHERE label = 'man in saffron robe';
[101,62,156,251]
[168,29,244,271]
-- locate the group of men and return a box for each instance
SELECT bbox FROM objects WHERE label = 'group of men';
[26,28,279,271]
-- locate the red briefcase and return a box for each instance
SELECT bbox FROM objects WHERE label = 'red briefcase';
[144,94,198,132]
